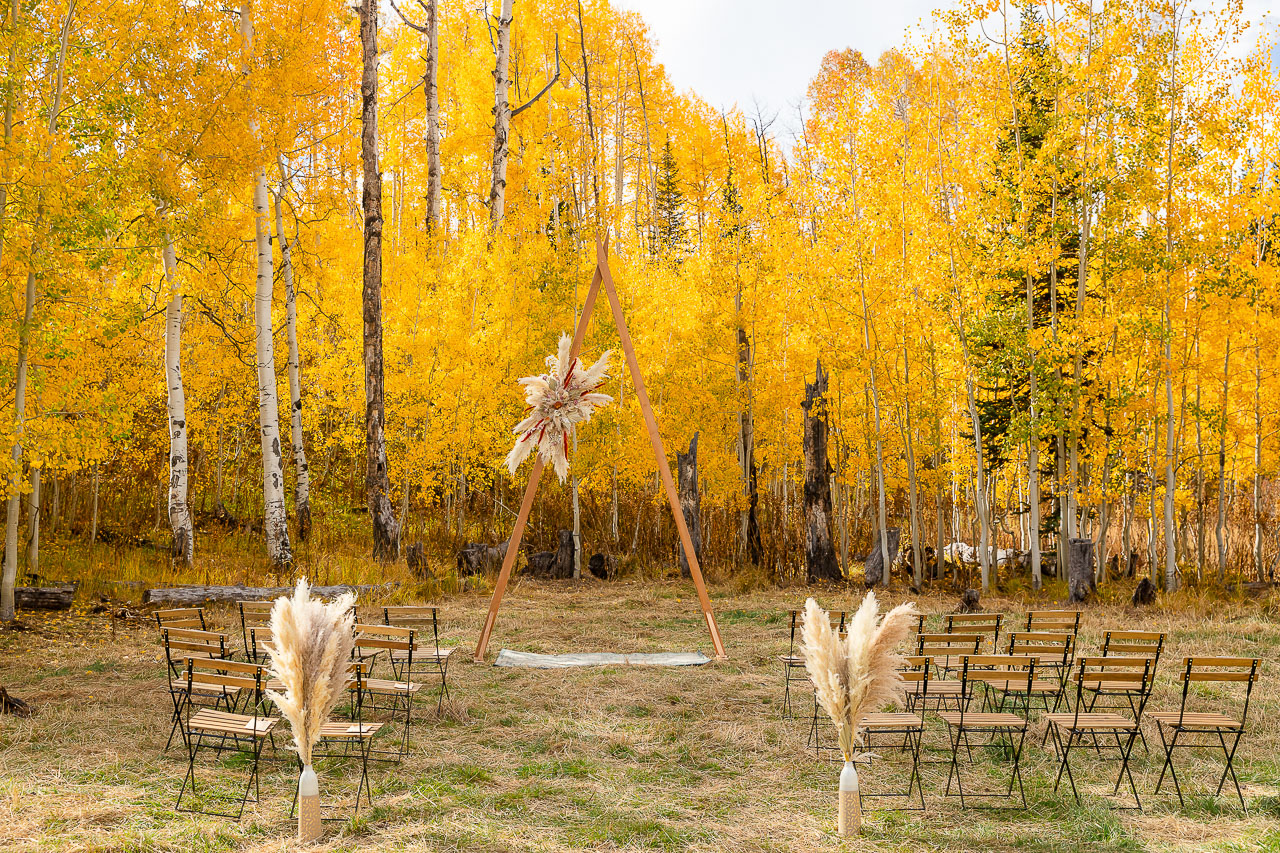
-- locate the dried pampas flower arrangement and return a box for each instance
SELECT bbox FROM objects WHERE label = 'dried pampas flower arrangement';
[505,333,612,482]
[265,579,356,843]
[801,592,918,836]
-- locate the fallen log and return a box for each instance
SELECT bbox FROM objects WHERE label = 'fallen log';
[142,582,391,605]
[15,584,75,611]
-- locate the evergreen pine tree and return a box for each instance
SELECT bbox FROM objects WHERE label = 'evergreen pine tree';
[655,137,687,256]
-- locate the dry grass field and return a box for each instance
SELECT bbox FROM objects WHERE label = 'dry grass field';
[1,570,1279,852]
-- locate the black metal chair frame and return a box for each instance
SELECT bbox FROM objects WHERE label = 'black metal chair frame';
[351,625,419,762]
[175,658,276,821]
[857,660,929,811]
[1153,656,1260,810]
[162,628,235,752]
[1087,631,1164,751]
[383,606,453,714]
[940,655,1033,809]
[1046,657,1147,811]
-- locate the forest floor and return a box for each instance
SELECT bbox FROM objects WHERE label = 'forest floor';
[1,569,1279,852]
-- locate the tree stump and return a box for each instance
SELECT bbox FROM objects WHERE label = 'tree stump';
[864,527,900,586]
[803,361,839,582]
[956,588,981,613]
[1067,538,1096,603]
[406,543,428,580]
[1132,577,1157,607]
[457,540,508,575]
[675,433,701,579]
[588,553,616,580]
[525,530,575,579]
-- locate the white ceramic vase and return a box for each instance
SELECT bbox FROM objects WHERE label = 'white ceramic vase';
[838,760,861,837]
[298,764,322,843]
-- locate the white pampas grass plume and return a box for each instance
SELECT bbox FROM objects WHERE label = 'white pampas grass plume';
[505,333,612,482]
[265,579,356,766]
[801,592,918,761]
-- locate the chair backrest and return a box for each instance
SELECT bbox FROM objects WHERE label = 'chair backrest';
[917,632,982,660]
[354,623,415,665]
[1025,610,1081,635]
[1173,657,1261,727]
[163,627,229,676]
[156,607,206,632]
[383,606,440,649]
[1069,656,1151,724]
[237,600,274,655]
[184,657,268,719]
[1102,630,1164,665]
[1006,631,1073,667]
[945,613,1003,648]
[955,655,1035,721]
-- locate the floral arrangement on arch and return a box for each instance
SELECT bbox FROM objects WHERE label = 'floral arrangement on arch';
[505,333,612,482]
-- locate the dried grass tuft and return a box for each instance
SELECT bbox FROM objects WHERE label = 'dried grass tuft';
[801,592,918,760]
[264,578,356,766]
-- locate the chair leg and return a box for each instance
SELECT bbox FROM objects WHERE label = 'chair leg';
[1215,729,1246,810]
[1116,728,1142,811]
[1153,723,1185,807]
[1053,727,1079,804]
[944,724,965,808]
[1010,726,1028,808]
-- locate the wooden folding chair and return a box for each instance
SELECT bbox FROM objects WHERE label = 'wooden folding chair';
[1044,657,1148,810]
[859,656,928,810]
[1149,656,1261,809]
[945,613,1003,650]
[236,600,274,662]
[938,655,1035,808]
[161,627,236,751]
[351,624,422,761]
[382,606,456,714]
[1024,610,1081,637]
[779,609,810,718]
[247,626,275,666]
[998,632,1074,712]
[175,658,278,820]
[918,632,982,686]
[1089,630,1164,750]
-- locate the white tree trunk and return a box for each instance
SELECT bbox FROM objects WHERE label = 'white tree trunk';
[274,185,311,542]
[242,1,291,565]
[1217,336,1230,581]
[3,0,74,621]
[162,230,193,564]
[488,0,514,229]
[25,466,39,579]
[425,0,442,231]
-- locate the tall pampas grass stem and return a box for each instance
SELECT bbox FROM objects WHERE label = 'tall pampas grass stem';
[265,579,356,767]
[801,592,918,761]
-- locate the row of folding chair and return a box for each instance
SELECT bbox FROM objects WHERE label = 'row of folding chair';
[172,623,427,821]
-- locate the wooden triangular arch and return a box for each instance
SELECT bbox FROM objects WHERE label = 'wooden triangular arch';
[474,238,728,662]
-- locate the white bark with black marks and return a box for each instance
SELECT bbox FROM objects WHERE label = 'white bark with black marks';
[162,229,193,564]
[242,1,291,566]
[274,183,310,542]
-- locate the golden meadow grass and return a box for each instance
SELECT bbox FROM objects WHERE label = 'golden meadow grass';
[1,562,1279,852]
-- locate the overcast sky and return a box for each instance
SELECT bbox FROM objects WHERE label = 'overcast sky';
[614,0,1277,135]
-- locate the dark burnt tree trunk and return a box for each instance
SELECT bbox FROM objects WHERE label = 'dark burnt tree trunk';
[360,0,400,560]
[676,432,701,578]
[803,361,839,582]
[1067,537,1096,603]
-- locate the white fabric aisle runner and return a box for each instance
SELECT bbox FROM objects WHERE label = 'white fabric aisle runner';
[494,649,712,669]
